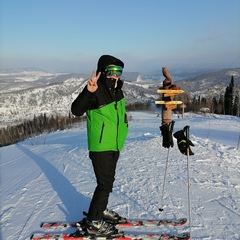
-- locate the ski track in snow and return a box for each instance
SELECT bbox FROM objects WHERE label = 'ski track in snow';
[1,111,240,240]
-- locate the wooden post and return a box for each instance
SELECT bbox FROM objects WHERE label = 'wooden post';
[182,104,184,118]
[155,67,184,127]
[161,67,182,125]
[181,103,186,118]
[162,67,172,125]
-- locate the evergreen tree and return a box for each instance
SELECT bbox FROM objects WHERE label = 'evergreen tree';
[224,76,234,115]
[218,95,224,114]
[233,92,239,117]
[224,86,230,114]
[212,96,218,113]
[229,76,234,115]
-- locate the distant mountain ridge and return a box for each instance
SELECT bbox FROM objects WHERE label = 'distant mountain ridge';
[176,68,240,98]
[0,71,157,127]
[0,68,239,127]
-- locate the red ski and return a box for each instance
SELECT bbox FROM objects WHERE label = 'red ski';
[31,232,190,240]
[41,218,187,229]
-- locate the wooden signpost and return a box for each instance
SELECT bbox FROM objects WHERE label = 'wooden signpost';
[155,67,184,125]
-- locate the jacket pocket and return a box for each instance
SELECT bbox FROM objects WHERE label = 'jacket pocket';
[99,122,105,143]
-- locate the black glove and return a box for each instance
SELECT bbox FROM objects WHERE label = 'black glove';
[173,130,194,155]
[160,121,175,148]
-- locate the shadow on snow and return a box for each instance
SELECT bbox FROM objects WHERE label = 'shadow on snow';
[17,144,90,222]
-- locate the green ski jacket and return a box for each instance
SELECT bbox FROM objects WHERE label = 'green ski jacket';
[71,79,128,152]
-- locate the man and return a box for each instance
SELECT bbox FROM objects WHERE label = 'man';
[71,55,128,235]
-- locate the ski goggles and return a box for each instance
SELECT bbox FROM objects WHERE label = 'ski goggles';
[105,65,123,77]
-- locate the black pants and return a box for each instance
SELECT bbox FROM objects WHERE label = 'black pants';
[87,151,119,221]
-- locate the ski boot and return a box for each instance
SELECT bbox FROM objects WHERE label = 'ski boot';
[85,219,118,236]
[103,209,127,224]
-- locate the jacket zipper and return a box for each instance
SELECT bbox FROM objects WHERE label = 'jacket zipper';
[99,122,105,143]
[116,101,119,150]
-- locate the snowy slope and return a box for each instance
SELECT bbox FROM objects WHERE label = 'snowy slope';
[1,111,240,240]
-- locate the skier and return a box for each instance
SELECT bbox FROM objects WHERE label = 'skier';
[71,55,128,235]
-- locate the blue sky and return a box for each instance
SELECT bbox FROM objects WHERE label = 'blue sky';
[0,0,240,73]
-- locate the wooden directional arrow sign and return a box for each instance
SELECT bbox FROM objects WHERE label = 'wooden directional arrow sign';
[155,101,183,104]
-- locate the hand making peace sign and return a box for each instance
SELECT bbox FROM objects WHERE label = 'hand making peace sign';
[87,71,101,93]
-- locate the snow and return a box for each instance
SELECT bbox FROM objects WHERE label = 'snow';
[1,111,240,240]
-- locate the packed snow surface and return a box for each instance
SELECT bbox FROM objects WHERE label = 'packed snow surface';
[1,111,240,240]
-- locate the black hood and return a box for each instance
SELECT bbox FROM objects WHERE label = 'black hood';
[96,55,124,75]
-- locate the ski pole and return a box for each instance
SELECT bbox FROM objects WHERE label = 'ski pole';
[159,121,174,212]
[184,125,192,237]
[159,147,170,212]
